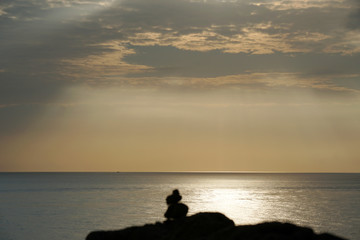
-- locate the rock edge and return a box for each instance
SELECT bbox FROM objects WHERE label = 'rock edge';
[86,212,347,240]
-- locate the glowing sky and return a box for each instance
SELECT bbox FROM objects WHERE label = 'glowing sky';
[1,0,360,172]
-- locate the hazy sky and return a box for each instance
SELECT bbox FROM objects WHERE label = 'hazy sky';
[1,0,360,172]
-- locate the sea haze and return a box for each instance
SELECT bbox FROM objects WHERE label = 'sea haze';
[0,173,359,240]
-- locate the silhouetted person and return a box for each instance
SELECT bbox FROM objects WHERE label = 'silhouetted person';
[166,189,182,205]
[164,189,188,221]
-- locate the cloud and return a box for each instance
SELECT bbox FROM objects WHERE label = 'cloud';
[347,1,360,29]
[252,0,349,10]
[324,30,360,54]
[1,0,360,108]
[125,24,307,54]
[45,0,114,8]
[60,41,153,81]
[86,0,350,54]
[82,72,360,95]
[0,6,8,16]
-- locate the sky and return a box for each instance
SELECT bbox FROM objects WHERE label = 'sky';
[1,0,360,172]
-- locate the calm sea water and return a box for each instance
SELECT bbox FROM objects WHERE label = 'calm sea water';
[0,173,359,240]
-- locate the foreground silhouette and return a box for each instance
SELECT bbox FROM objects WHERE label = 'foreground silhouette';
[86,212,346,240]
[86,190,347,240]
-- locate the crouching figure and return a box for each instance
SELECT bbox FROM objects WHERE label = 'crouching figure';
[164,189,188,220]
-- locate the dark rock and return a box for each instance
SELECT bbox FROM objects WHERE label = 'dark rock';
[86,212,347,240]
[171,212,235,240]
[318,233,348,240]
[210,221,329,240]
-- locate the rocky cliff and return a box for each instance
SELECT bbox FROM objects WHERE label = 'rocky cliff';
[86,212,347,240]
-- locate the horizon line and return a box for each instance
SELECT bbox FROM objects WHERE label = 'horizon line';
[1,171,359,174]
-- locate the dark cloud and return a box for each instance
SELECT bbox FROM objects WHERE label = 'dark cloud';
[348,8,360,29]
[124,46,360,78]
[0,0,359,108]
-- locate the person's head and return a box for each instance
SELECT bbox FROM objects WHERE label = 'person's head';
[173,189,179,195]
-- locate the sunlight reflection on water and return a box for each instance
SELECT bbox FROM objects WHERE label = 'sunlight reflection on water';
[186,186,263,223]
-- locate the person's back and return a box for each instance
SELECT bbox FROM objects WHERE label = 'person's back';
[164,203,188,220]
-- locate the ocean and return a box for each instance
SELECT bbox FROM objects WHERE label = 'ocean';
[0,173,359,240]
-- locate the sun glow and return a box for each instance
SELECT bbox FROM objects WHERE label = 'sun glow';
[185,183,266,225]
